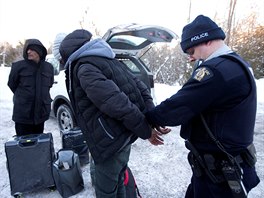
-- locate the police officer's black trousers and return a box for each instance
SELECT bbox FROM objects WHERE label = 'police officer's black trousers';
[185,175,231,198]
[185,164,260,198]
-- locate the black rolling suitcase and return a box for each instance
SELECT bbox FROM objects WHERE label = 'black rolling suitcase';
[5,133,55,197]
[61,128,89,165]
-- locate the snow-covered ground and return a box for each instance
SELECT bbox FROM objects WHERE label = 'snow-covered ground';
[0,66,263,198]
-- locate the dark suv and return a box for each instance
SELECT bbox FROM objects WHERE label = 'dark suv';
[48,23,177,131]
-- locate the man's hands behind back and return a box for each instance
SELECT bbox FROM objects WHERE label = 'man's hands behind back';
[148,127,171,145]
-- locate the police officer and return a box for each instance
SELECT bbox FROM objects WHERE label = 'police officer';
[145,15,260,198]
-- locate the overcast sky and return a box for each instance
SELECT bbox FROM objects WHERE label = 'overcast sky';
[0,0,263,47]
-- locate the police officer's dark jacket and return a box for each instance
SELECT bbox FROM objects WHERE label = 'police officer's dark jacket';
[8,39,54,125]
[146,51,256,154]
[61,38,154,163]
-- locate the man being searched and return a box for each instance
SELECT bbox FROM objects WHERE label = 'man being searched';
[145,15,260,198]
[8,39,54,136]
[58,29,168,198]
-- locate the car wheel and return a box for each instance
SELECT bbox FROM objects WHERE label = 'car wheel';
[56,104,76,132]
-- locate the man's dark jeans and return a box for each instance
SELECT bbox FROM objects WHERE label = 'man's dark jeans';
[94,144,131,198]
[15,122,44,136]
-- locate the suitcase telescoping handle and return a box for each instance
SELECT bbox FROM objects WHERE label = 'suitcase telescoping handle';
[19,138,38,147]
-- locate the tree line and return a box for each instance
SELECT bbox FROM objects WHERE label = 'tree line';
[1,14,263,85]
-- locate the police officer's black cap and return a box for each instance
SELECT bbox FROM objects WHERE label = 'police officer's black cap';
[180,15,226,53]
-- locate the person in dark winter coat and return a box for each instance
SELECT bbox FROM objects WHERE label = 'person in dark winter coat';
[8,39,54,136]
[145,15,260,198]
[58,29,167,198]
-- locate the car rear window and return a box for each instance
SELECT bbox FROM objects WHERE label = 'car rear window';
[118,58,140,73]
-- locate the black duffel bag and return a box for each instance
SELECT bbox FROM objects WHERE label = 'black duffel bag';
[52,149,84,198]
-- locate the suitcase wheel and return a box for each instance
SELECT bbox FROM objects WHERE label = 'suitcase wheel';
[13,193,23,198]
[48,185,57,191]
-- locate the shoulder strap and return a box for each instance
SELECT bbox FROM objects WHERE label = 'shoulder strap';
[200,114,234,159]
[220,53,255,80]
[220,53,248,66]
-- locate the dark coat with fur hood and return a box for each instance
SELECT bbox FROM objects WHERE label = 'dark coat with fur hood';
[8,39,54,125]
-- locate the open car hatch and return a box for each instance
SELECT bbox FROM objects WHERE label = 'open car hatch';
[103,23,178,56]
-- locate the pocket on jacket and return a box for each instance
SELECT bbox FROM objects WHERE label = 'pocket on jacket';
[13,97,32,119]
[42,98,52,115]
[98,117,115,140]
[42,72,53,87]
[93,115,127,148]
[20,71,34,87]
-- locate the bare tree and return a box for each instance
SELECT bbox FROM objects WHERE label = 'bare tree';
[231,12,264,79]
[79,7,102,37]
[0,42,23,66]
[188,0,192,23]
[226,0,237,45]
